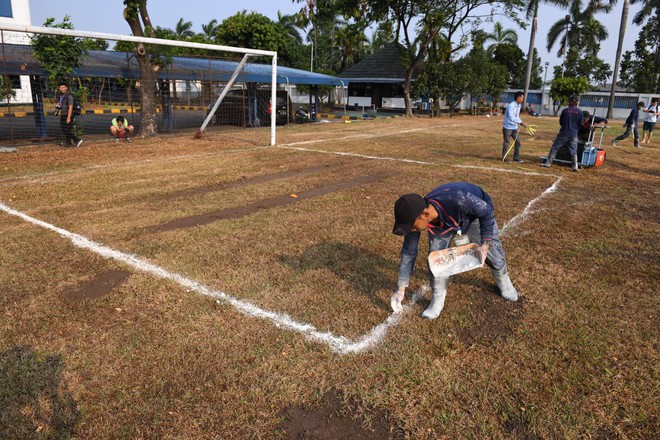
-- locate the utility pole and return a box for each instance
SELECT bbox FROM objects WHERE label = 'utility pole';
[541,62,549,114]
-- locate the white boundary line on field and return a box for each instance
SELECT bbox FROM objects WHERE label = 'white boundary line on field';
[0,201,426,355]
[0,174,561,354]
[278,145,433,165]
[0,146,268,186]
[501,177,562,235]
[0,122,564,354]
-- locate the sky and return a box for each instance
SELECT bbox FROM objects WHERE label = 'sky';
[29,0,644,78]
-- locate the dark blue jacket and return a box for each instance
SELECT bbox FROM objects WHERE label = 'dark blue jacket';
[625,107,640,126]
[424,182,496,243]
[558,106,583,137]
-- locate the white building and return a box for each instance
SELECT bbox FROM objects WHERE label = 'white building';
[0,0,32,103]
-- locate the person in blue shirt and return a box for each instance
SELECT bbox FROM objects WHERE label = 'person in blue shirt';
[502,91,528,163]
[390,183,519,320]
[541,95,584,171]
[612,101,645,148]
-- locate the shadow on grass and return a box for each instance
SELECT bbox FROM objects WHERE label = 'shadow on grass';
[279,241,394,310]
[0,345,80,438]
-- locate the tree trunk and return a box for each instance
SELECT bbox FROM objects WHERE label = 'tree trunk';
[137,61,159,137]
[522,2,538,107]
[404,66,414,116]
[124,3,160,138]
[607,0,629,119]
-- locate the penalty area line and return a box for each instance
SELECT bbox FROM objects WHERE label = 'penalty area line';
[0,201,405,355]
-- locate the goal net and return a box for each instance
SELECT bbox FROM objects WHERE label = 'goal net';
[0,23,281,148]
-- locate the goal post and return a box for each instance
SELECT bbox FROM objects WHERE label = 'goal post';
[0,22,279,146]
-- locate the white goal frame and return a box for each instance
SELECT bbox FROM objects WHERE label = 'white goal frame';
[0,23,279,145]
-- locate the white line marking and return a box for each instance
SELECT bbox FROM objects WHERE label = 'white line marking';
[501,177,562,235]
[278,145,432,165]
[1,122,562,353]
[0,201,425,354]
[0,146,268,186]
[452,164,553,177]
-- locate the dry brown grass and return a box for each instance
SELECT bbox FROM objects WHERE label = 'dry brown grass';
[1,115,658,438]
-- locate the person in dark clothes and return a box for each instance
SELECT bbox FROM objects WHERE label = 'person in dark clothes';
[55,82,82,148]
[541,95,583,171]
[390,183,518,320]
[612,101,645,148]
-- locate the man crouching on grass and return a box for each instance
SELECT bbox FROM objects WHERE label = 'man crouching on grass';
[110,116,134,142]
[390,182,518,320]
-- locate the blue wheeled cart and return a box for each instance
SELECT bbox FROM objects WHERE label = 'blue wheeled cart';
[540,125,607,169]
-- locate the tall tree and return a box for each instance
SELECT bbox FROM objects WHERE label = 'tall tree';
[337,0,515,116]
[606,0,658,117]
[122,0,163,137]
[546,0,612,79]
[30,16,87,88]
[277,11,304,44]
[333,23,369,72]
[618,11,660,92]
[216,11,306,68]
[201,19,218,41]
[485,22,518,57]
[174,18,195,38]
[607,0,629,118]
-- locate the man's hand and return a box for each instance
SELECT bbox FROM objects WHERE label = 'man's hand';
[477,242,490,265]
[390,286,406,314]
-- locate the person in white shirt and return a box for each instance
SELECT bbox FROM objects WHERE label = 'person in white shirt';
[641,99,659,145]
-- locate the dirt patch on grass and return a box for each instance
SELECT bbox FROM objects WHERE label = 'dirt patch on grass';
[281,390,399,440]
[457,288,524,347]
[145,173,389,233]
[151,163,340,202]
[65,269,131,301]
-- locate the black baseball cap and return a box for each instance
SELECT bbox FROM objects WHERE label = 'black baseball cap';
[392,194,427,236]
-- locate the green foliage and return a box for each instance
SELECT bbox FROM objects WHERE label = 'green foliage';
[81,38,109,51]
[414,46,508,116]
[493,44,543,89]
[0,75,17,101]
[549,76,590,106]
[216,11,307,68]
[546,0,612,87]
[30,16,88,88]
[618,13,660,93]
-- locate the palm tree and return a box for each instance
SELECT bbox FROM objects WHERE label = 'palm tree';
[485,22,518,57]
[277,11,303,44]
[201,19,218,41]
[546,0,611,73]
[521,0,572,108]
[174,18,195,39]
[333,24,369,72]
[607,0,658,118]
[631,0,660,24]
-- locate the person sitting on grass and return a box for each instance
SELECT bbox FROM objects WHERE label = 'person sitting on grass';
[110,116,134,142]
[390,182,519,320]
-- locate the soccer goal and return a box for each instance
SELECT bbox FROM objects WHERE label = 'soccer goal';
[0,22,280,147]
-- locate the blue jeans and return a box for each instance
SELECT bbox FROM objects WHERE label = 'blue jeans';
[397,220,507,290]
[502,128,521,160]
[548,133,578,158]
[614,124,639,146]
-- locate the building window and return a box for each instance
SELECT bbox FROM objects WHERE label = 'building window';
[0,0,13,18]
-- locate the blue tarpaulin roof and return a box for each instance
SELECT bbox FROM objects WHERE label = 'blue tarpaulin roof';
[0,43,348,86]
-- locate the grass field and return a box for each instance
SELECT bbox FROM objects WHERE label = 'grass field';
[1,115,657,438]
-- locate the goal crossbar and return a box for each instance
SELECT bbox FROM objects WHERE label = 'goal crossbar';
[0,23,278,145]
